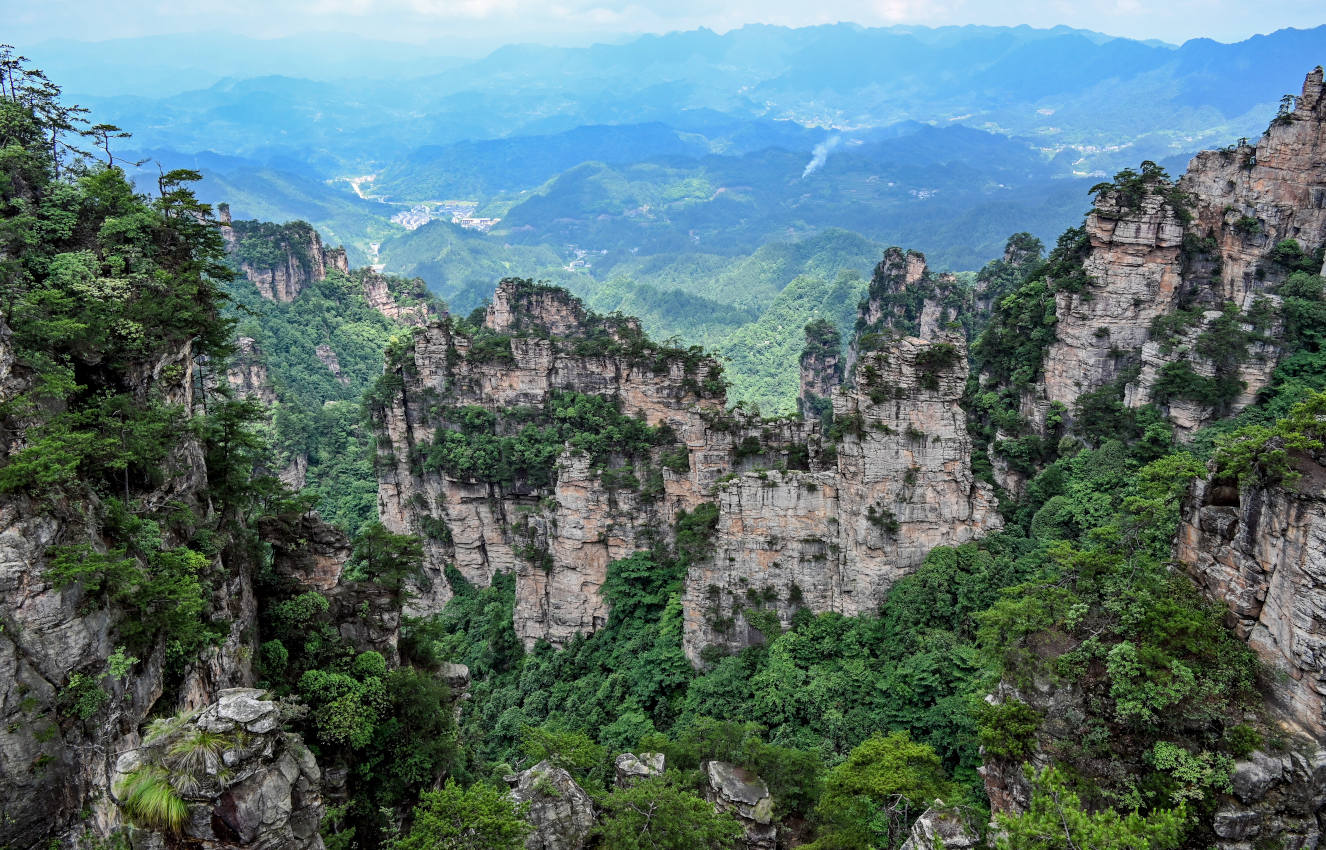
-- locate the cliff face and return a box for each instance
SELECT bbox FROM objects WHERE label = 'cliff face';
[684,330,999,661]
[1174,461,1326,843]
[220,207,349,303]
[798,319,842,421]
[373,279,738,646]
[0,340,256,846]
[228,337,279,404]
[376,278,999,659]
[1028,68,1326,439]
[1176,463,1326,739]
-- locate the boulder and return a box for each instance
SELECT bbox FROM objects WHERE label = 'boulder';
[508,760,594,850]
[900,806,980,850]
[111,689,324,849]
[614,752,664,788]
[702,761,776,850]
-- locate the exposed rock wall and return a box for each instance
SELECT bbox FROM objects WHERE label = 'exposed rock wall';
[1043,191,1186,411]
[683,332,1000,661]
[798,319,842,420]
[1176,464,1326,738]
[373,280,738,646]
[1025,68,1326,439]
[0,342,261,848]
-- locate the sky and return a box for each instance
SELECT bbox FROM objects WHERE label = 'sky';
[6,0,1324,51]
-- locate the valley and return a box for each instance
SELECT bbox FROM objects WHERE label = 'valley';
[2,19,1326,850]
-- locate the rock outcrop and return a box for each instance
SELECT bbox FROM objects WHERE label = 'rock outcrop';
[1177,464,1326,738]
[1208,747,1326,850]
[848,247,974,375]
[360,269,438,327]
[614,752,664,788]
[372,279,741,646]
[508,760,595,850]
[798,319,842,420]
[683,259,1000,659]
[1018,68,1326,440]
[228,337,279,404]
[111,689,324,850]
[702,761,776,850]
[315,343,348,385]
[220,210,349,303]
[899,806,981,850]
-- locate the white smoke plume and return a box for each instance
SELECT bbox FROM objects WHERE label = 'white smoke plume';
[801,134,842,178]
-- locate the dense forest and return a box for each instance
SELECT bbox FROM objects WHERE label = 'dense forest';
[2,44,1326,850]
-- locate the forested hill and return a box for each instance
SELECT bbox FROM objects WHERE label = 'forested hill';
[5,45,1326,850]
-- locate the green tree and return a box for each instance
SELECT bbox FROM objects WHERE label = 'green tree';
[594,774,743,850]
[995,768,1186,850]
[393,780,531,850]
[808,731,953,850]
[347,522,424,598]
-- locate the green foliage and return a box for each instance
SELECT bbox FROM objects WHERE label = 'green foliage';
[594,774,744,850]
[975,700,1041,760]
[423,391,679,488]
[346,522,424,598]
[59,672,110,720]
[1212,389,1326,485]
[393,779,532,850]
[994,767,1186,850]
[807,731,953,850]
[44,500,219,663]
[1089,161,1191,220]
[520,726,605,776]
[114,766,189,834]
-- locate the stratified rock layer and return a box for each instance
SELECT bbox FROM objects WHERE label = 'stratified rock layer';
[374,278,999,660]
[1177,463,1326,738]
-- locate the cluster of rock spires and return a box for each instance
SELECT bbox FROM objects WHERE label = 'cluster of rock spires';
[371,274,999,661]
[6,58,1326,850]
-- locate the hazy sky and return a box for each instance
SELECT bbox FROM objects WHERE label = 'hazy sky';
[7,0,1323,50]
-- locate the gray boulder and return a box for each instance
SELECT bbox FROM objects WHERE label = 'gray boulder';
[614,752,665,788]
[111,688,324,849]
[509,760,595,850]
[702,761,776,850]
[900,805,980,850]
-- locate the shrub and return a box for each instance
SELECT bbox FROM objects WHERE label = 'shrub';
[115,766,189,833]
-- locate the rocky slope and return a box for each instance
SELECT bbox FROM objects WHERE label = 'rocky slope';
[220,206,349,303]
[374,274,999,659]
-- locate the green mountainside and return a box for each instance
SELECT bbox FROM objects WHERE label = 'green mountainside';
[4,45,1326,850]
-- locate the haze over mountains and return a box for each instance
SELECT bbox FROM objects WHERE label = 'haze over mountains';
[29,21,1326,410]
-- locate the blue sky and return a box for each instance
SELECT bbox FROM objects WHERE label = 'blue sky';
[7,0,1323,50]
